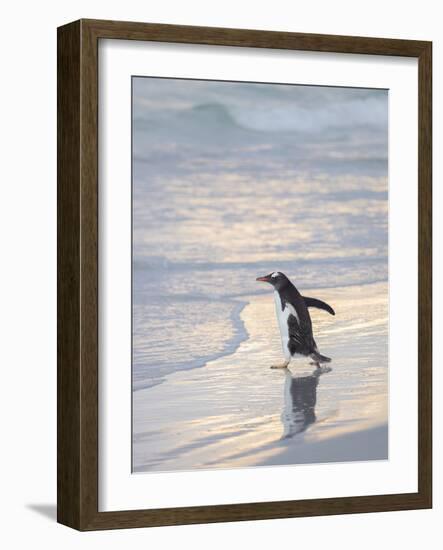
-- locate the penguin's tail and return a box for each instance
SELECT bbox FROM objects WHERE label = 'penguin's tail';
[310,351,331,364]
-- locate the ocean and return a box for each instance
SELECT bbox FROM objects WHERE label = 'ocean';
[132,77,388,392]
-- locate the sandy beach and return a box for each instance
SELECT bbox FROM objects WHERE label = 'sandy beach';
[133,281,388,473]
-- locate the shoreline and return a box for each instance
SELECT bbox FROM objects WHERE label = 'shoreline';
[133,298,249,391]
[133,281,388,473]
[133,278,388,391]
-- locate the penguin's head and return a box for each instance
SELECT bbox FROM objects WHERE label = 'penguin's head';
[256,271,289,290]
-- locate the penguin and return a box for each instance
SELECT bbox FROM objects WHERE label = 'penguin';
[256,271,334,369]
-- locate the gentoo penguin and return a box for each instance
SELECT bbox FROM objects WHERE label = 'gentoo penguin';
[256,271,334,369]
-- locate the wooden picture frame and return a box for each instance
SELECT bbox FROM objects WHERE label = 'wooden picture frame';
[57,18,432,530]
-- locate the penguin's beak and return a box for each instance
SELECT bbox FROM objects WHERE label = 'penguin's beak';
[256,275,271,283]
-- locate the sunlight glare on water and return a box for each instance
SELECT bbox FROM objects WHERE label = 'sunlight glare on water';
[131,77,389,470]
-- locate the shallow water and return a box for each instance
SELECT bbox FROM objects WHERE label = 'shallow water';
[133,283,388,472]
[132,79,388,389]
[131,78,388,469]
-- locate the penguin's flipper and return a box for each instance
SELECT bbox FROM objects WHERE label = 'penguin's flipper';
[303,296,335,316]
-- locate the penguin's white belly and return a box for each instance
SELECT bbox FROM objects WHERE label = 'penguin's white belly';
[274,292,299,360]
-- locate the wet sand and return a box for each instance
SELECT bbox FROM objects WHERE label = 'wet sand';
[133,281,388,473]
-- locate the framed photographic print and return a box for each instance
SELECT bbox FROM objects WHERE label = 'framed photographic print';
[57,19,432,530]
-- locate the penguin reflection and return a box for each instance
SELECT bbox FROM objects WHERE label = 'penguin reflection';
[281,367,331,439]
